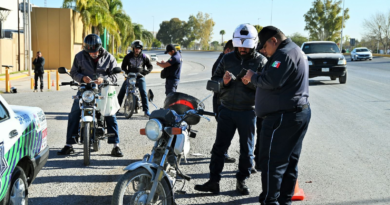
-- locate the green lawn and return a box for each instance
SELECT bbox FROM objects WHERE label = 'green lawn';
[0,70,28,77]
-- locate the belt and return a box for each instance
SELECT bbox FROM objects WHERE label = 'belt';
[262,103,310,118]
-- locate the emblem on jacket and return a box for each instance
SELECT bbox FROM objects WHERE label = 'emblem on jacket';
[272,61,281,68]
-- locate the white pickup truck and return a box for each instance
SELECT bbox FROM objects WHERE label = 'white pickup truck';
[0,95,49,204]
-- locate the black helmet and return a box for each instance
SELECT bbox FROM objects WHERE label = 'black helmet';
[131,40,143,50]
[83,34,102,53]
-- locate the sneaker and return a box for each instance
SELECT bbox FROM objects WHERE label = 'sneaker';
[236,179,250,195]
[111,146,124,157]
[224,156,236,163]
[144,110,151,117]
[57,145,74,155]
[194,180,220,194]
[33,89,37,92]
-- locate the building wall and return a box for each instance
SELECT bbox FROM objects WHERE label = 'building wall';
[0,33,25,74]
[31,8,86,70]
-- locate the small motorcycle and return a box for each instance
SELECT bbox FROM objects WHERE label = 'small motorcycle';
[111,81,219,205]
[58,67,122,166]
[122,72,143,119]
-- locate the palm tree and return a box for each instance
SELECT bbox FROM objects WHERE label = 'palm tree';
[62,0,112,39]
[105,0,131,54]
[220,30,225,46]
[132,24,154,50]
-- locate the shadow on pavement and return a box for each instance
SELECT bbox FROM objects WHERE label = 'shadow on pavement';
[29,195,112,205]
[176,191,258,204]
[309,80,340,86]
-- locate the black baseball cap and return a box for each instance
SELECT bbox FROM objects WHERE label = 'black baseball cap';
[258,26,283,49]
[164,44,175,54]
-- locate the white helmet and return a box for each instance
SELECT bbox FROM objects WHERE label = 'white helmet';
[232,24,258,49]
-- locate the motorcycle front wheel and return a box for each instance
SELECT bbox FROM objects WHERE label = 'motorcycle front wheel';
[112,168,173,205]
[83,123,91,166]
[124,94,136,119]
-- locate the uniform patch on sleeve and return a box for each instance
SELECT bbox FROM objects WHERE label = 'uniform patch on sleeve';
[272,61,281,68]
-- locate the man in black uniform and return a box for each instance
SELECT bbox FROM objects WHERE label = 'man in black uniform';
[243,26,311,205]
[211,40,236,163]
[194,24,267,195]
[32,51,45,92]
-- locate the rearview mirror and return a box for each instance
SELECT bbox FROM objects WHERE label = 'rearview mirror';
[112,67,122,74]
[58,67,69,74]
[148,89,154,102]
[206,80,220,93]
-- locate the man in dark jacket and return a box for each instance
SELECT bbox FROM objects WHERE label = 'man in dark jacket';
[243,26,311,205]
[211,40,236,164]
[32,51,45,92]
[157,44,182,95]
[57,34,123,157]
[195,24,267,196]
[118,40,153,116]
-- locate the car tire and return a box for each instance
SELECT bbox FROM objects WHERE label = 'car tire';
[339,73,347,84]
[369,59,372,61]
[0,166,29,205]
[330,76,337,80]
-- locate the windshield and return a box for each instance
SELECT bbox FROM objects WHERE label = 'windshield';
[302,43,341,54]
[356,49,369,52]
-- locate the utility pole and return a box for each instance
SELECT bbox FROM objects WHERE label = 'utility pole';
[44,0,47,7]
[340,0,345,51]
[28,0,32,76]
[258,18,260,26]
[17,0,20,71]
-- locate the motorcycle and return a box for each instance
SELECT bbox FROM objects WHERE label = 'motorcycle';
[122,72,143,119]
[58,66,122,166]
[111,81,219,205]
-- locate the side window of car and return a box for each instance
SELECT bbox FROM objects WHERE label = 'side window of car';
[0,102,10,122]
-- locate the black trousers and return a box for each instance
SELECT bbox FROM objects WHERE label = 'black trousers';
[258,107,311,205]
[254,116,263,164]
[34,73,44,90]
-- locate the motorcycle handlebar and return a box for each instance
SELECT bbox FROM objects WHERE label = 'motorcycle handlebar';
[197,110,215,117]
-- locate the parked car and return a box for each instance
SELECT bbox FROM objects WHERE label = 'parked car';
[350,47,373,61]
[150,54,158,61]
[0,95,49,204]
[301,41,347,84]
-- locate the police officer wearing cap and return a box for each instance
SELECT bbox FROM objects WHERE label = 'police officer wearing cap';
[157,44,182,95]
[194,24,267,196]
[243,26,311,204]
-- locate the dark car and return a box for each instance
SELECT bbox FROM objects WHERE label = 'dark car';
[301,41,347,84]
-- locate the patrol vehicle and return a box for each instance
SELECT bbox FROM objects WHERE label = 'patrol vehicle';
[0,95,49,204]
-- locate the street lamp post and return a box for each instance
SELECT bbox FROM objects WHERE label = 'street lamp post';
[258,18,260,25]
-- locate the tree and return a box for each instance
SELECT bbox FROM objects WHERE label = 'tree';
[211,41,220,49]
[289,32,308,47]
[181,15,201,49]
[156,18,186,45]
[220,30,225,45]
[254,25,263,33]
[152,38,162,48]
[196,12,215,50]
[363,10,390,54]
[303,0,350,42]
[133,24,154,49]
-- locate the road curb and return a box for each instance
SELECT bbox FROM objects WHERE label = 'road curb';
[0,74,29,81]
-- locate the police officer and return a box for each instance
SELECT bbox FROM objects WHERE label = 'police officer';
[243,26,311,204]
[156,44,182,95]
[211,39,236,164]
[57,34,123,157]
[118,40,153,116]
[194,24,267,195]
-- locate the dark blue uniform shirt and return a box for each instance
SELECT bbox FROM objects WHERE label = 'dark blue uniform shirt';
[166,51,182,80]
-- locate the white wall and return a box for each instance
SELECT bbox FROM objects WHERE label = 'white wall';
[0,0,37,30]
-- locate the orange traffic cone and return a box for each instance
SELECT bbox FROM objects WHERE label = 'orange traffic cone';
[292,180,305,201]
[52,80,55,86]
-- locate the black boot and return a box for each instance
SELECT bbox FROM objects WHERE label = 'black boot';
[194,180,220,194]
[57,145,74,155]
[111,146,124,157]
[236,179,250,195]
[224,156,236,163]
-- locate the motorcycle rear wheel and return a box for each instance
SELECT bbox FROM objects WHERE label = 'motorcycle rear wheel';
[111,168,173,205]
[124,94,136,119]
[83,123,91,166]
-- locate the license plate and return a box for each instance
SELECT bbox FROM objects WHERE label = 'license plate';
[322,68,329,72]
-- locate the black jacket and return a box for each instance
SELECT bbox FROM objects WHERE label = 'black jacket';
[212,53,224,76]
[121,52,153,77]
[33,57,45,74]
[212,51,268,111]
[251,38,310,117]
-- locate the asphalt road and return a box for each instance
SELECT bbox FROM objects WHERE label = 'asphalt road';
[1,51,390,205]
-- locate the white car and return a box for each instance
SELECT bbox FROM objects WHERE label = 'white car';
[350,47,373,61]
[150,54,158,61]
[0,95,49,204]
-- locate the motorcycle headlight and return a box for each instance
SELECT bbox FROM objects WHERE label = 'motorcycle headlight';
[145,119,163,141]
[129,78,136,85]
[308,60,313,66]
[338,58,346,65]
[82,90,95,103]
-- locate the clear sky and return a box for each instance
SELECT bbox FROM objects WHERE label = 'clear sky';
[29,0,389,43]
